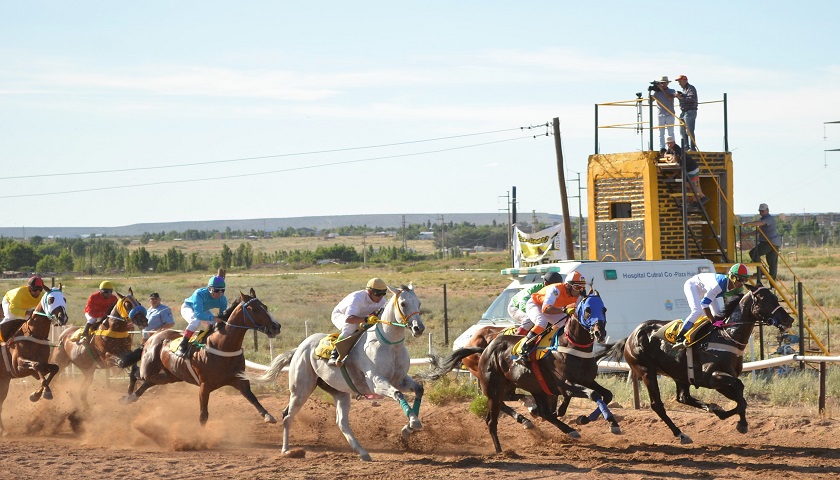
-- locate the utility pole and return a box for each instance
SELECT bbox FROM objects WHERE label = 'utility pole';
[362,231,367,267]
[552,117,575,260]
[401,215,407,249]
[437,215,446,258]
[531,210,538,233]
[499,190,511,254]
[567,171,586,259]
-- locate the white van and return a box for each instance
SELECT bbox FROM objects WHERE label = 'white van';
[452,259,716,350]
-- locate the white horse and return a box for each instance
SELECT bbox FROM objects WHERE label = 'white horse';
[251,284,424,461]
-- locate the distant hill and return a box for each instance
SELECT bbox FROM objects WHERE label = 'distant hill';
[0,213,566,238]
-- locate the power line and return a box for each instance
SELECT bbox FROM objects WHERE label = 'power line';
[3,126,527,181]
[0,135,537,199]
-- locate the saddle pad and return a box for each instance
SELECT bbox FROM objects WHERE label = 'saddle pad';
[662,317,710,345]
[499,326,518,336]
[69,328,85,343]
[315,333,340,359]
[512,327,558,361]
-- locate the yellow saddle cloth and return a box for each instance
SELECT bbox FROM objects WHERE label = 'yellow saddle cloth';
[499,326,518,336]
[662,317,711,345]
[512,327,558,361]
[315,333,340,359]
[167,330,210,354]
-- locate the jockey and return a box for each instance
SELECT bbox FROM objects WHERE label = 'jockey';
[1,276,46,324]
[674,263,749,348]
[328,278,389,367]
[78,280,119,343]
[517,271,587,362]
[176,275,228,358]
[508,271,564,335]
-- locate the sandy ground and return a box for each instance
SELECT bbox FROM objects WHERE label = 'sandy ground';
[0,374,838,480]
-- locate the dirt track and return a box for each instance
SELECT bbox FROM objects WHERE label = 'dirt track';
[1,376,838,479]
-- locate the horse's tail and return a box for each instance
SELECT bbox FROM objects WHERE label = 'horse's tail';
[421,346,484,381]
[243,349,295,383]
[116,346,143,369]
[600,338,628,362]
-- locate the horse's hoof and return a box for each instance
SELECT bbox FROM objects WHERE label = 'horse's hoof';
[408,417,422,431]
[282,448,305,459]
[43,390,53,401]
[678,433,693,444]
[567,430,581,439]
[575,415,589,426]
[737,424,748,434]
[401,425,414,440]
[360,453,372,462]
[610,426,622,435]
[264,414,277,424]
[120,394,137,405]
[29,393,41,402]
[522,419,535,430]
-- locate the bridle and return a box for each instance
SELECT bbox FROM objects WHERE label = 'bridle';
[219,297,273,332]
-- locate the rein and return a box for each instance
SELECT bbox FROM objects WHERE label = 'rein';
[218,297,264,330]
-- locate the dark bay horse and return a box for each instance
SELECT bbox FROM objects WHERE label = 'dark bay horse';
[459,325,536,429]
[604,282,794,444]
[427,293,620,453]
[121,289,281,426]
[0,287,69,435]
[51,288,148,409]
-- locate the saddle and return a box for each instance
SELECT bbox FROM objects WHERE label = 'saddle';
[315,333,341,359]
[167,330,211,354]
[512,326,561,361]
[317,329,367,364]
[657,317,713,347]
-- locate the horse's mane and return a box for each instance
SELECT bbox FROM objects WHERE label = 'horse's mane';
[724,294,745,318]
[215,298,243,334]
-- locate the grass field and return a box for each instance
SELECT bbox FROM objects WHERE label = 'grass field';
[2,236,837,394]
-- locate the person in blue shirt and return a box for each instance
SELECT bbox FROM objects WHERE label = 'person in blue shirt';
[176,275,227,358]
[674,263,749,348]
[143,292,175,341]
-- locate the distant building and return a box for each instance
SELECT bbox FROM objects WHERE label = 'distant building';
[419,231,435,240]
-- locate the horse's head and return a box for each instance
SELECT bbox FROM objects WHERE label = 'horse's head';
[743,282,794,331]
[233,288,281,338]
[575,290,608,343]
[390,284,424,337]
[113,287,148,329]
[39,284,69,326]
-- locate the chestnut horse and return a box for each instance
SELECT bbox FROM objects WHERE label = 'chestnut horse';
[51,288,148,409]
[121,289,281,426]
[604,282,794,444]
[427,292,620,453]
[0,287,69,435]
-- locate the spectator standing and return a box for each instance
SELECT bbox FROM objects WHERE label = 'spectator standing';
[743,203,782,280]
[674,74,698,150]
[652,75,677,151]
[143,292,175,340]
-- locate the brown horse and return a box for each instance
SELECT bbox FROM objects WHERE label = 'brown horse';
[428,292,620,453]
[604,282,794,444]
[121,289,281,426]
[0,287,69,435]
[51,288,148,409]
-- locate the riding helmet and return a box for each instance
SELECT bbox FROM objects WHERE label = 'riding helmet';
[542,271,563,285]
[99,280,114,290]
[208,276,226,289]
[729,263,750,280]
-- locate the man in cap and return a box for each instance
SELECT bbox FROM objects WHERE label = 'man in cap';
[143,292,176,341]
[328,278,389,367]
[1,276,46,325]
[78,280,119,343]
[651,75,677,151]
[176,275,228,358]
[743,203,782,280]
[674,74,699,150]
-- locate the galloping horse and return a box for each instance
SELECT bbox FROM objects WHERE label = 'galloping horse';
[604,282,794,444]
[248,284,424,461]
[52,288,148,409]
[121,289,281,426]
[0,287,69,435]
[426,292,620,453]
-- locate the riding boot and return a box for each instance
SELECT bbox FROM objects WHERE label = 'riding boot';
[327,347,341,367]
[77,323,92,344]
[175,338,191,358]
[517,331,539,363]
[673,333,688,349]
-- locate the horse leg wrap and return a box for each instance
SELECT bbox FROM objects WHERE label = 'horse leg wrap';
[398,397,412,418]
[596,398,612,420]
[587,407,601,422]
[412,397,421,417]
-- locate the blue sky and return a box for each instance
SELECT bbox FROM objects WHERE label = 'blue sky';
[2,1,838,228]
